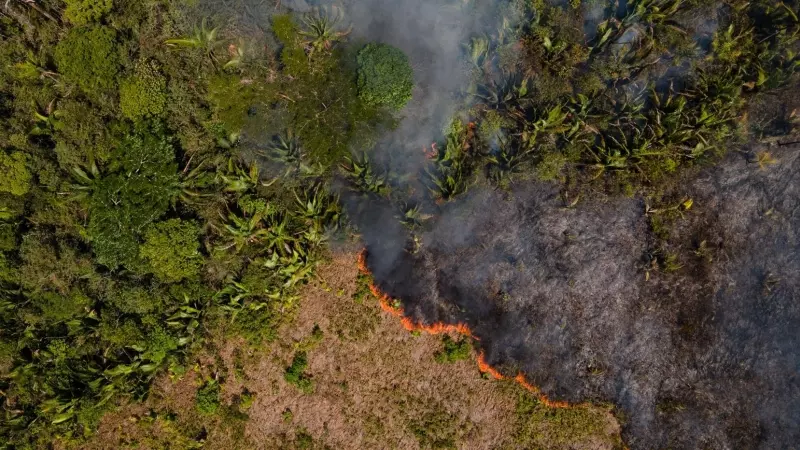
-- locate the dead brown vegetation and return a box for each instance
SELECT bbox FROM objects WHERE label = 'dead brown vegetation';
[85,251,622,450]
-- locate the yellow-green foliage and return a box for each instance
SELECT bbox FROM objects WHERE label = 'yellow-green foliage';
[0,151,31,196]
[272,14,307,76]
[140,219,202,283]
[0,223,16,251]
[512,392,622,449]
[207,73,265,132]
[107,285,163,315]
[54,26,120,93]
[536,151,567,182]
[63,0,113,26]
[120,60,167,120]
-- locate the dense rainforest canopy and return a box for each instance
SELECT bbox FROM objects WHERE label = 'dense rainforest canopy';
[0,0,797,448]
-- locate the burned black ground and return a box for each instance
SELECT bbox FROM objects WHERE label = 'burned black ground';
[358,137,800,449]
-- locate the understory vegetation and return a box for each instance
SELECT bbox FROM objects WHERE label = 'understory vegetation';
[0,0,797,447]
[340,0,799,201]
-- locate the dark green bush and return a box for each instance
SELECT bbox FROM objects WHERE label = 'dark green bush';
[356,43,413,110]
[284,351,314,393]
[434,335,472,363]
[88,126,178,268]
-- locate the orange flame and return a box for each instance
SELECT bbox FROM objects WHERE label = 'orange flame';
[357,250,575,408]
[423,142,438,159]
[359,251,473,336]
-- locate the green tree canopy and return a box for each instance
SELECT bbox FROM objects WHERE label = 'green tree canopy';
[88,126,178,268]
[140,219,202,283]
[55,25,120,93]
[120,60,168,120]
[356,43,414,110]
[63,0,114,26]
[0,151,31,196]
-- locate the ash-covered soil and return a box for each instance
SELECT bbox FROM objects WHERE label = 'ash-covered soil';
[360,143,800,449]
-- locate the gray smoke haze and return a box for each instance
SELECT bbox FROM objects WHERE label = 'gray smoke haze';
[366,142,800,449]
[303,0,521,275]
[292,0,508,162]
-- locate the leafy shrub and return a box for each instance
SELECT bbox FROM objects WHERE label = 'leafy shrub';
[272,14,307,76]
[0,252,19,285]
[356,43,413,110]
[0,223,16,251]
[196,380,221,415]
[107,285,162,315]
[32,290,92,322]
[63,0,113,26]
[207,74,262,132]
[140,219,202,283]
[0,151,30,195]
[272,14,297,43]
[434,335,472,363]
[53,99,120,167]
[284,351,314,393]
[55,26,120,93]
[98,319,143,348]
[266,14,389,167]
[120,60,167,120]
[19,233,94,294]
[140,323,178,364]
[88,126,177,268]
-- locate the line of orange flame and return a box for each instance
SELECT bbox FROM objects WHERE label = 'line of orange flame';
[357,250,573,409]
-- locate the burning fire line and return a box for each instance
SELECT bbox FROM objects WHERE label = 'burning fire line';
[357,250,574,409]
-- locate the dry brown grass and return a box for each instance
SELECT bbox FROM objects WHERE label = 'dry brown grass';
[85,250,622,450]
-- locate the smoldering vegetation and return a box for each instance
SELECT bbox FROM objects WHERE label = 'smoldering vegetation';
[210,0,798,447]
[361,142,800,449]
[314,1,799,448]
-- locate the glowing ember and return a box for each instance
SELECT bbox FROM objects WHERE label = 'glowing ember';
[477,351,505,380]
[357,249,575,408]
[423,142,438,159]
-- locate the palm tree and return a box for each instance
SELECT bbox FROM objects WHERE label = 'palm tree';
[300,7,352,56]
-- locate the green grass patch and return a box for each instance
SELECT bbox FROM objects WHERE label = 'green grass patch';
[511,390,622,449]
[434,335,472,363]
[284,351,314,394]
[195,380,221,415]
